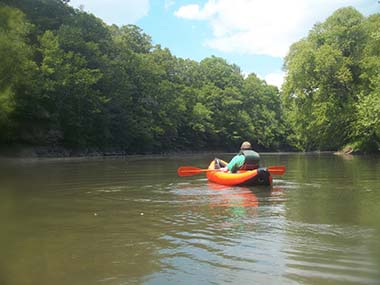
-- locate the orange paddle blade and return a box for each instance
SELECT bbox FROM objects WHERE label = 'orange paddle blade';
[267,166,286,175]
[177,166,215,177]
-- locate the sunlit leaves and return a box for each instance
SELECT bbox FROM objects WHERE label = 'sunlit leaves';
[282,7,378,152]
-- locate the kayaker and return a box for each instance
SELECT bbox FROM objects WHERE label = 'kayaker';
[217,141,260,173]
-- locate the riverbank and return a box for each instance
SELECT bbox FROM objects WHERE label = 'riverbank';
[0,145,231,158]
[2,144,375,159]
[0,145,139,158]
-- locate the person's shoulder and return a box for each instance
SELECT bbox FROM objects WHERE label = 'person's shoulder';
[235,154,245,161]
[233,153,243,159]
[229,154,240,162]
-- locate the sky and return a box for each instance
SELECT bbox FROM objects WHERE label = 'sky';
[68,0,379,88]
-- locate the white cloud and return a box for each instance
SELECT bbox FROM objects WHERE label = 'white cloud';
[69,0,150,26]
[174,1,217,20]
[165,0,176,10]
[174,0,372,58]
[174,4,203,19]
[264,72,285,89]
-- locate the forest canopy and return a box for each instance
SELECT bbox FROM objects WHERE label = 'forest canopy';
[0,0,379,154]
[283,7,380,153]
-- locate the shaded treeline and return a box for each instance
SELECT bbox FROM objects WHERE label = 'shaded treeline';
[0,0,286,154]
[0,0,379,154]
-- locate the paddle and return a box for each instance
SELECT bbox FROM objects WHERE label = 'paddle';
[177,166,286,177]
[267,166,286,175]
[177,166,217,176]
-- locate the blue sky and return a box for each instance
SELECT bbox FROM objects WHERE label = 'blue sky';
[69,0,379,88]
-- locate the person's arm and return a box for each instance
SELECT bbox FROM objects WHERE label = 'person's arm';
[218,167,228,172]
[226,155,245,173]
[218,156,239,172]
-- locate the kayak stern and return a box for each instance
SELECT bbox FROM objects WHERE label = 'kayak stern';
[207,160,272,186]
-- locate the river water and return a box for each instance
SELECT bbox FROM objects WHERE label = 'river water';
[1,153,379,285]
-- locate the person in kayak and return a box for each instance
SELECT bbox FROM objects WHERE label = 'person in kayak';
[216,141,260,173]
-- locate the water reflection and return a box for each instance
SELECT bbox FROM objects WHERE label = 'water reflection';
[1,154,380,285]
[147,181,289,285]
[206,183,259,208]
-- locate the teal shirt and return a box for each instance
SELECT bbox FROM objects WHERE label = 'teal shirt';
[226,154,245,173]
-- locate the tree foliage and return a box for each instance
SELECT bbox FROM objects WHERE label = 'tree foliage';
[1,1,377,154]
[0,4,35,141]
[282,7,379,152]
[0,0,287,153]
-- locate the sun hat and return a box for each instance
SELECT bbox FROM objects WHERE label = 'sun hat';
[240,141,252,150]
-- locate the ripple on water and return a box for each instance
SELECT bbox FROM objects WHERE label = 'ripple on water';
[282,221,380,285]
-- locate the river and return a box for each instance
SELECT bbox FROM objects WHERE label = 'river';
[1,153,379,285]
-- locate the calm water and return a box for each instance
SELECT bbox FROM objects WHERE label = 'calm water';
[1,153,380,285]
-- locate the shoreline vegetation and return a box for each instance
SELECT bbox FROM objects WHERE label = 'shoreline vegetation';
[0,144,364,159]
[1,1,379,155]
[0,145,282,158]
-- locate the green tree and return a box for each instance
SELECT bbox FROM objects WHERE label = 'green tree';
[2,0,75,33]
[242,74,284,149]
[0,0,288,153]
[110,24,152,54]
[199,56,244,90]
[0,4,35,142]
[352,14,380,151]
[39,30,105,147]
[282,7,367,151]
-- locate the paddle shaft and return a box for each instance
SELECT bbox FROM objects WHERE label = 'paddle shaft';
[178,166,286,176]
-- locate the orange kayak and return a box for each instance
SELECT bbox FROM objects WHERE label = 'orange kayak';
[206,160,272,186]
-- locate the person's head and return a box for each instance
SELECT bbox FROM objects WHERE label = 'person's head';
[240,141,252,150]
